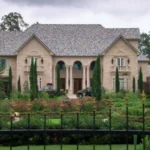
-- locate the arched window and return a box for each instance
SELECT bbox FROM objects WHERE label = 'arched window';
[73,61,82,70]
[57,61,65,70]
[0,58,7,71]
[90,61,96,70]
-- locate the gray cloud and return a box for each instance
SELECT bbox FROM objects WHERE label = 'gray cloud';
[5,0,89,7]
[1,0,150,32]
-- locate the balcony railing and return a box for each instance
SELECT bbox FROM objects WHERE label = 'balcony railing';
[111,65,130,72]
[24,65,44,72]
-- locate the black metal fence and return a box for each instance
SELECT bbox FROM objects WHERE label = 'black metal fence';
[0,95,150,150]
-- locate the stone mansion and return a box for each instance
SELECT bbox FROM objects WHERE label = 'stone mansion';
[0,23,149,94]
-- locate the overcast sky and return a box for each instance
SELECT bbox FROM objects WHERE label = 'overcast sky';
[0,0,150,33]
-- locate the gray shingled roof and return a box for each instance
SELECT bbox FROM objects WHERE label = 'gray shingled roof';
[138,54,150,61]
[0,24,140,56]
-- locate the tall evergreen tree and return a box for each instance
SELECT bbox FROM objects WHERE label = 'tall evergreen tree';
[8,66,12,97]
[29,58,34,100]
[56,64,60,95]
[92,55,101,101]
[18,75,21,92]
[95,55,101,101]
[115,67,120,93]
[92,63,96,97]
[138,67,143,93]
[34,60,38,97]
[132,76,136,93]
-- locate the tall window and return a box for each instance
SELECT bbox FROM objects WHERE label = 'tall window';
[113,78,125,90]
[90,61,96,70]
[116,57,125,66]
[73,61,82,70]
[0,58,7,71]
[57,61,65,70]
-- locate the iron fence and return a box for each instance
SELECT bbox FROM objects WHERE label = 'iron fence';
[0,93,150,150]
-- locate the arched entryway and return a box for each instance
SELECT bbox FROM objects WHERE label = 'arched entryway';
[90,61,96,86]
[73,61,83,93]
[57,61,66,91]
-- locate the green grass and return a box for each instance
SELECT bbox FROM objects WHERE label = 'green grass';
[0,145,138,150]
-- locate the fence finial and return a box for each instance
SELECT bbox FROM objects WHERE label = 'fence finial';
[76,100,81,112]
[141,90,146,104]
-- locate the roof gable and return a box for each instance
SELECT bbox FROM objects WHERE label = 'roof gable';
[15,34,55,55]
[0,24,140,56]
[101,35,139,55]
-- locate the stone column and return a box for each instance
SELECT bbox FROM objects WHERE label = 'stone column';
[82,65,86,89]
[69,65,73,94]
[86,65,90,87]
[53,65,56,89]
[66,66,69,90]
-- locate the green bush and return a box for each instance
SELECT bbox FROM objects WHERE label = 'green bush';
[38,92,49,100]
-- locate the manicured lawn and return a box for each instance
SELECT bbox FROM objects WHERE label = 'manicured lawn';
[0,145,138,150]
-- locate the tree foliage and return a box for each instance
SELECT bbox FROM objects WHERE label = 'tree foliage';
[115,67,120,93]
[0,12,28,31]
[139,33,150,59]
[92,55,101,101]
[29,58,38,100]
[18,75,21,92]
[56,64,60,95]
[8,66,12,97]
[132,76,136,93]
[138,67,143,93]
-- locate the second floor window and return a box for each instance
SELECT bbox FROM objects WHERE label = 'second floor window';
[116,57,125,66]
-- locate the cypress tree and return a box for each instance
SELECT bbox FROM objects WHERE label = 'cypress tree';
[95,55,101,101]
[138,67,143,93]
[29,58,34,100]
[115,67,120,93]
[56,64,60,95]
[132,76,136,93]
[34,60,38,97]
[18,75,21,92]
[8,66,12,97]
[92,63,96,97]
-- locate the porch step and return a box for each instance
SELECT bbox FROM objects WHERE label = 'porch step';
[67,94,78,99]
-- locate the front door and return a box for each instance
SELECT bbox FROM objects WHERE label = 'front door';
[60,78,65,90]
[74,78,82,94]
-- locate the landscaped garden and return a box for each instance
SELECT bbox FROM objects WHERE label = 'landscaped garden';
[0,90,150,150]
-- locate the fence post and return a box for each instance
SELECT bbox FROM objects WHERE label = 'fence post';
[134,135,137,150]
[109,98,112,150]
[76,100,81,150]
[27,100,32,150]
[141,91,146,150]
[92,99,97,150]
[125,95,129,150]
[60,102,65,150]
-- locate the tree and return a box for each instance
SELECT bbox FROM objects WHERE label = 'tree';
[0,12,28,31]
[115,67,120,93]
[92,64,96,97]
[8,66,12,97]
[138,67,143,93]
[95,55,101,101]
[132,76,136,93]
[18,75,21,92]
[139,33,150,59]
[34,60,38,97]
[29,58,34,100]
[92,55,101,101]
[56,64,60,95]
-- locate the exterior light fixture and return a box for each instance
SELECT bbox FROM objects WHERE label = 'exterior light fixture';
[111,58,114,64]
[128,58,130,64]
[25,58,28,64]
[41,58,44,64]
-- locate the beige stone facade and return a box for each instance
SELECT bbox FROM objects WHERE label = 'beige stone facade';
[0,36,149,94]
[0,24,149,94]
